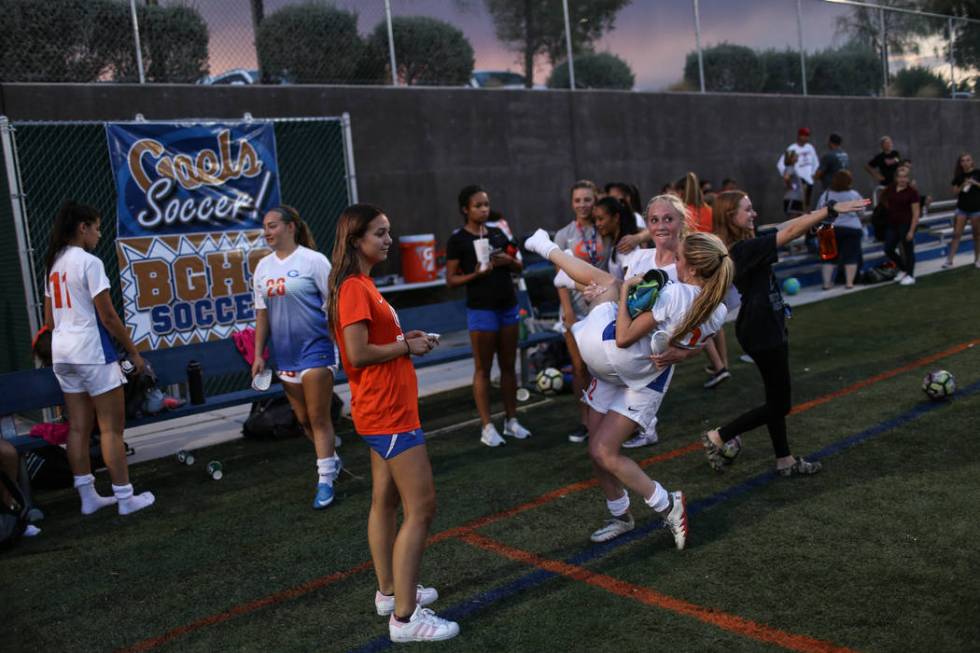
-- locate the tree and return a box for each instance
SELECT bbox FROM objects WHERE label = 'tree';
[807,44,883,96]
[891,65,947,97]
[484,0,631,88]
[759,49,805,94]
[365,16,474,86]
[256,2,365,84]
[683,43,764,93]
[922,1,980,71]
[833,0,932,82]
[547,52,633,89]
[0,0,208,82]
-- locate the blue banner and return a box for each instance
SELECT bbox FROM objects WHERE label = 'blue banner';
[106,122,281,238]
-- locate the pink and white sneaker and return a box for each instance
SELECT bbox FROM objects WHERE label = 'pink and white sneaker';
[375,584,438,616]
[388,604,459,643]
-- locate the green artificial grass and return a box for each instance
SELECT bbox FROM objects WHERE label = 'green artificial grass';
[2,268,978,652]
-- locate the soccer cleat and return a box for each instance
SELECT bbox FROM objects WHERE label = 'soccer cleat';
[375,585,439,616]
[703,368,732,389]
[622,430,658,449]
[701,431,727,472]
[480,423,506,447]
[503,418,531,439]
[651,330,671,355]
[567,425,589,443]
[626,269,670,318]
[590,513,635,542]
[313,482,334,509]
[389,605,460,643]
[524,229,558,259]
[777,456,822,477]
[899,275,916,286]
[662,490,688,550]
[720,435,742,464]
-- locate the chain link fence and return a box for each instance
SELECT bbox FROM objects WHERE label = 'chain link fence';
[0,116,355,394]
[2,1,974,95]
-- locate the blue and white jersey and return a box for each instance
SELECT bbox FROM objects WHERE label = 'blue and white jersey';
[253,246,335,372]
[46,246,118,365]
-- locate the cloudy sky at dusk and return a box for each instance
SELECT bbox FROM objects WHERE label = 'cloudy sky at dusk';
[194,0,952,89]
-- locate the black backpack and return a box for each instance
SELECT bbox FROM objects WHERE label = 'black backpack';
[0,472,30,550]
[242,393,345,440]
[242,396,305,440]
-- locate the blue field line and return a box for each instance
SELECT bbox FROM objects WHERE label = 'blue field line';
[349,380,978,652]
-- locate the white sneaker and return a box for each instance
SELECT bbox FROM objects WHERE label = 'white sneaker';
[941,260,954,269]
[899,275,916,286]
[502,417,531,439]
[590,513,635,542]
[894,271,907,282]
[480,423,506,447]
[525,229,558,259]
[739,354,754,364]
[662,491,688,550]
[375,585,438,616]
[622,431,658,449]
[388,604,459,642]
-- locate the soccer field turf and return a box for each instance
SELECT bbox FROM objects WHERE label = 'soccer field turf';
[3,268,979,652]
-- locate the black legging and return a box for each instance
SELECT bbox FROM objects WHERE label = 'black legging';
[883,223,915,276]
[719,343,791,458]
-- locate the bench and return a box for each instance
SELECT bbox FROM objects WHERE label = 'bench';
[0,291,561,453]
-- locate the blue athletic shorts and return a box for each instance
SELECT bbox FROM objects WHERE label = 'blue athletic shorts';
[362,428,426,460]
[957,210,980,219]
[466,305,519,332]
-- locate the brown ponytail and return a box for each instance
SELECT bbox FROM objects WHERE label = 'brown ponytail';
[327,204,384,332]
[271,205,316,250]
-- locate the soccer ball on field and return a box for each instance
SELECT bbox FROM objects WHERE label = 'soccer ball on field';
[922,370,956,401]
[536,367,564,395]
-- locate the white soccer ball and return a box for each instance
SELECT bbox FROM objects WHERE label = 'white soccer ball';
[536,367,564,395]
[922,369,955,401]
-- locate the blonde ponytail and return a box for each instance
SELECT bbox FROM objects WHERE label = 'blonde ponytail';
[669,232,734,347]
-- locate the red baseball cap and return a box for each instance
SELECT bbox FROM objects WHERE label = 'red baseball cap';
[798,127,811,136]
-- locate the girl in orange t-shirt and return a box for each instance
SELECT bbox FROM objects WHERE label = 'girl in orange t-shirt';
[326,204,459,643]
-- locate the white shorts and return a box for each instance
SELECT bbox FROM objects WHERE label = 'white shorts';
[276,365,338,385]
[581,374,668,434]
[53,361,126,396]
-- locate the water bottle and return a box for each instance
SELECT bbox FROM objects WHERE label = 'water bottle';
[207,460,223,480]
[818,224,838,261]
[518,308,528,342]
[187,360,205,405]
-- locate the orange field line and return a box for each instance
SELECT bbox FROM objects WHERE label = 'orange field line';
[118,339,977,652]
[459,531,859,653]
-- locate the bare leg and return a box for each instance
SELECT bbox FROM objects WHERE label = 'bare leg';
[387,445,437,619]
[587,407,625,501]
[821,263,834,289]
[715,329,730,369]
[468,330,497,426]
[64,392,96,477]
[844,264,858,287]
[496,324,519,418]
[90,387,130,485]
[299,368,336,459]
[546,248,618,290]
[564,330,590,427]
[946,215,967,264]
[703,338,724,373]
[972,216,980,264]
[368,450,399,596]
[589,411,657,500]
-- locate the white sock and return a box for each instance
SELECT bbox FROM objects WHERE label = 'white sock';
[528,229,559,258]
[643,483,670,513]
[113,483,156,515]
[606,491,630,518]
[75,474,116,515]
[316,457,336,485]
